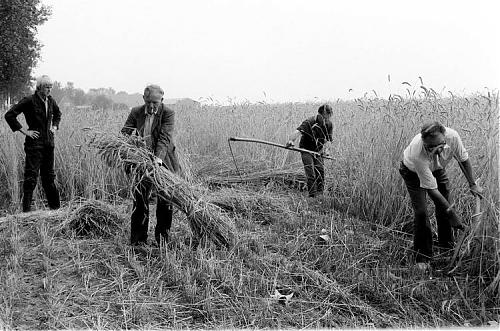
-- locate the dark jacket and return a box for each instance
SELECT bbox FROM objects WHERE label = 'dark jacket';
[4,93,61,149]
[121,104,180,173]
[297,114,333,152]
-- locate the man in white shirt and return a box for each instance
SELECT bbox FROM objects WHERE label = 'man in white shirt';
[399,122,482,271]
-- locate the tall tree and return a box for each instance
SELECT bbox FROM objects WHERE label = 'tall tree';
[0,0,51,104]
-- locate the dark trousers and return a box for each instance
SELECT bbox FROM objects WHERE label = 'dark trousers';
[130,178,173,245]
[22,146,60,212]
[399,162,454,262]
[301,152,325,197]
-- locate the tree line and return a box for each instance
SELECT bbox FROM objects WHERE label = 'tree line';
[50,82,132,110]
[0,0,50,105]
[0,0,135,111]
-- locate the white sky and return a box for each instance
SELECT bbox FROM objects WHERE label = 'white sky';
[34,0,499,103]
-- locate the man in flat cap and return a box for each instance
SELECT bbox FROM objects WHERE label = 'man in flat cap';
[4,75,61,212]
[121,84,180,247]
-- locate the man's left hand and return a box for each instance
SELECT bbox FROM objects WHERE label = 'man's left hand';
[470,184,484,199]
[50,126,57,133]
[154,157,163,166]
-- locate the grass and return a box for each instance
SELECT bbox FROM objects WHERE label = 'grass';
[0,196,497,328]
[0,85,498,328]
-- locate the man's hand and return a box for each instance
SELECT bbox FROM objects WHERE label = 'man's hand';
[24,130,40,139]
[285,140,294,148]
[50,126,57,133]
[447,208,465,230]
[321,152,332,158]
[470,184,484,199]
[321,147,331,158]
[154,157,163,166]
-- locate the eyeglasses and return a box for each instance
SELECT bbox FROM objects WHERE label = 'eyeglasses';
[424,142,446,152]
[146,101,160,108]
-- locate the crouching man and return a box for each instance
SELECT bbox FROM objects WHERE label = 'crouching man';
[399,122,482,271]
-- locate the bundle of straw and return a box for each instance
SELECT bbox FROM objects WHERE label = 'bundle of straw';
[90,133,235,248]
[67,199,125,238]
[0,200,126,239]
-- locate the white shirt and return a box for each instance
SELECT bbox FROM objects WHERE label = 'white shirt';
[37,93,48,116]
[143,107,158,150]
[403,127,469,189]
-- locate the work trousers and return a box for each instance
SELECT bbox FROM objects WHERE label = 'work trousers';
[301,152,325,197]
[22,146,60,212]
[130,178,173,245]
[399,162,454,262]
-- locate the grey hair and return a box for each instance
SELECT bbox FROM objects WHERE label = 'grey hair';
[144,84,164,97]
[36,75,53,90]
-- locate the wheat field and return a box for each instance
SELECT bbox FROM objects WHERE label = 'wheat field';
[0,86,498,328]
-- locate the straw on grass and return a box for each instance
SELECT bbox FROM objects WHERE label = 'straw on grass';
[207,187,293,225]
[206,168,306,188]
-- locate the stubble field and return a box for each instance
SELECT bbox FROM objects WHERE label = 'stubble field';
[0,87,498,328]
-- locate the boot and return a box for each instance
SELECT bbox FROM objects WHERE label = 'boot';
[155,204,173,247]
[43,182,60,210]
[22,191,33,212]
[155,232,168,247]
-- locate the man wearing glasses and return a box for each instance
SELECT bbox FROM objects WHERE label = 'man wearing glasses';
[121,84,180,247]
[399,121,483,271]
[4,75,61,212]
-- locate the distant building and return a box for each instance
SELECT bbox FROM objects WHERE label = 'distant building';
[164,98,201,109]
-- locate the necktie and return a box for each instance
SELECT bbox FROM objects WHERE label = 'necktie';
[143,114,154,150]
